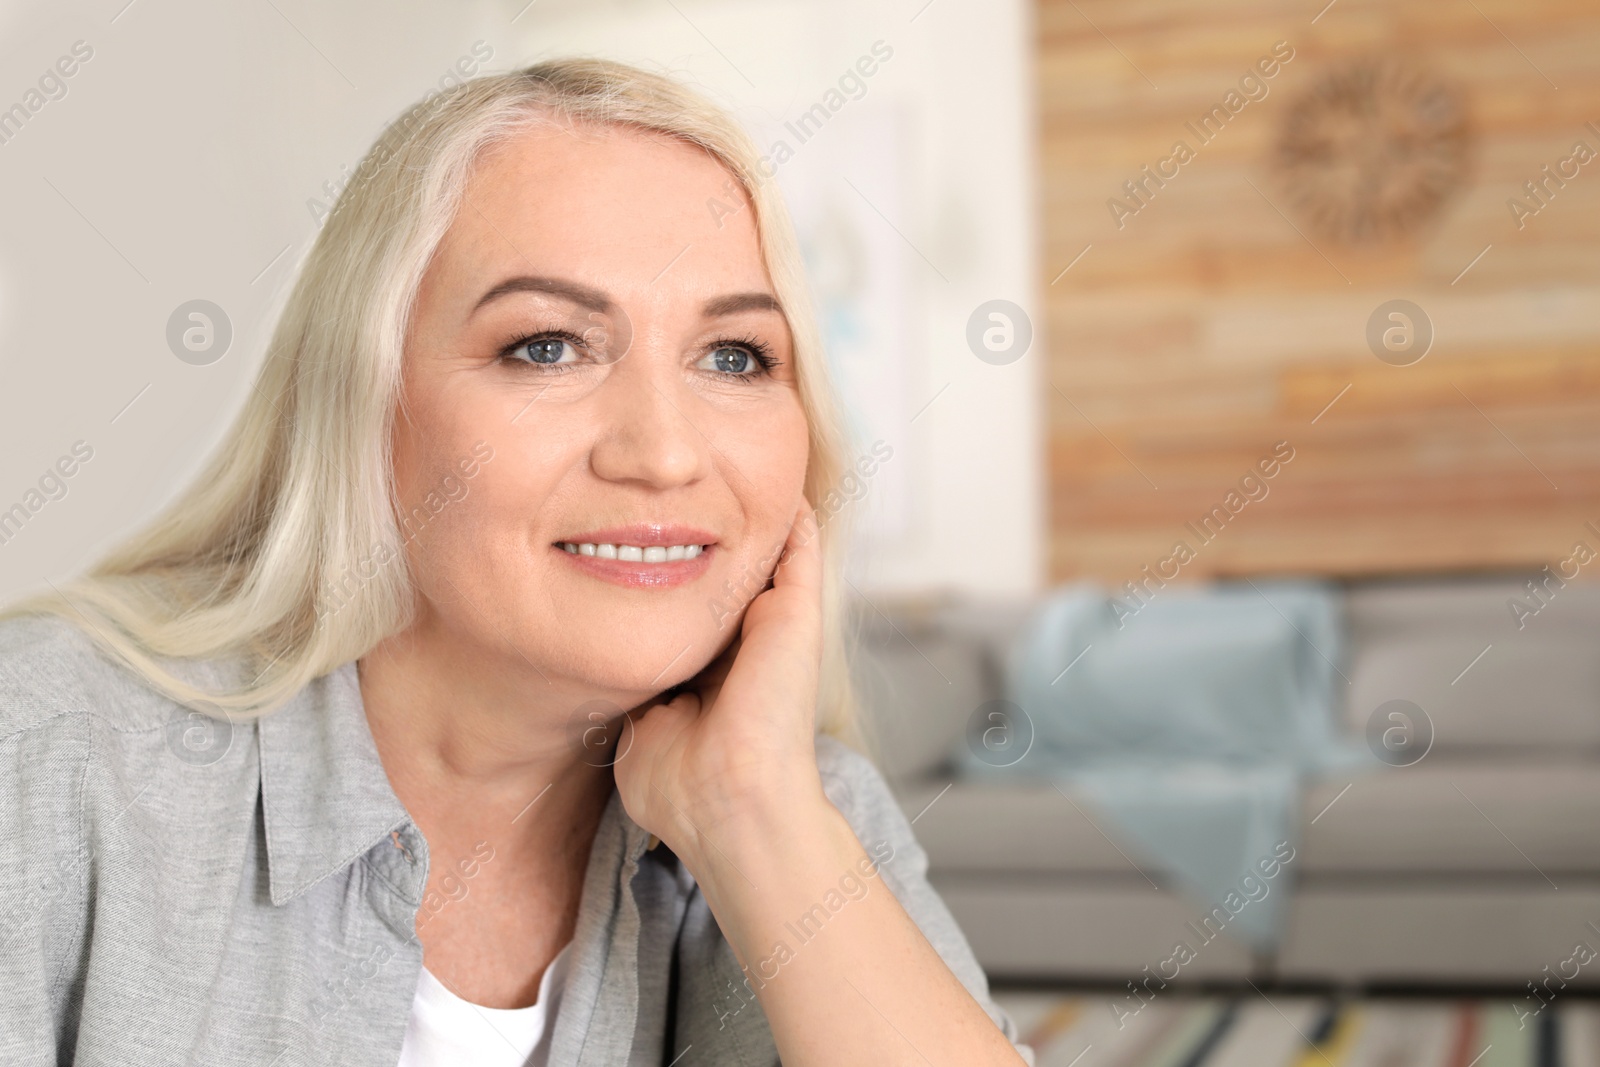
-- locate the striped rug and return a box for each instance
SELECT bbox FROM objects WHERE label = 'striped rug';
[991,992,1587,1067]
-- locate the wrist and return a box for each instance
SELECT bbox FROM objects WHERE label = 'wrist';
[669,770,837,874]
[675,791,905,988]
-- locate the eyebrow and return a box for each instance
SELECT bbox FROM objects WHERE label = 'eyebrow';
[471,275,782,319]
[702,292,782,317]
[473,275,611,315]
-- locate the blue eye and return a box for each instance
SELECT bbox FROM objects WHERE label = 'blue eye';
[516,337,573,365]
[712,347,751,374]
[698,343,769,376]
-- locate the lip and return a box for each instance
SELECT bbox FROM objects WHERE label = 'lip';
[557,524,717,547]
[552,523,718,590]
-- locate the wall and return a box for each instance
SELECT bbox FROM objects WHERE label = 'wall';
[1039,0,1600,584]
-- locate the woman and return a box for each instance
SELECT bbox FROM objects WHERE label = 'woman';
[0,59,1032,1065]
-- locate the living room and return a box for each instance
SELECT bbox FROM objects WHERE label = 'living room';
[0,0,1596,1063]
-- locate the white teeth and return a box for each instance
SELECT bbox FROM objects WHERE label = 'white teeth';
[559,541,707,563]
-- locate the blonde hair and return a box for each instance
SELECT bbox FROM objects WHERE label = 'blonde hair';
[1,58,862,746]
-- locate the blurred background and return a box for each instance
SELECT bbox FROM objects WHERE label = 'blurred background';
[2,0,1599,1061]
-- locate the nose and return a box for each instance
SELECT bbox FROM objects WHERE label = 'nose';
[587,350,712,490]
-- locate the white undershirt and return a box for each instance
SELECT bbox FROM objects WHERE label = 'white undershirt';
[397,942,573,1067]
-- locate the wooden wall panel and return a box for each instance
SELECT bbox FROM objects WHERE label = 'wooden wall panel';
[1038,0,1600,583]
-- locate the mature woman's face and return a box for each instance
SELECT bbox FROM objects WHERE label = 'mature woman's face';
[393,119,810,698]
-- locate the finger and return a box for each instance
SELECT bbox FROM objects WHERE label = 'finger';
[735,497,822,671]
[625,692,699,768]
[770,497,822,598]
[630,687,701,725]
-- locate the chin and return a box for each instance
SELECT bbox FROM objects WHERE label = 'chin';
[549,610,729,699]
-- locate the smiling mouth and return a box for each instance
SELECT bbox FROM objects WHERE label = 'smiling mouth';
[556,541,707,563]
[552,524,717,587]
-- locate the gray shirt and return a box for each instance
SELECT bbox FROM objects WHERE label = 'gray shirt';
[0,613,1034,1065]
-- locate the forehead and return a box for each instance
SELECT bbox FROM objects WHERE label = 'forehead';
[438,118,770,304]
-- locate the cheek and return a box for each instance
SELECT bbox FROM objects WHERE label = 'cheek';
[392,391,571,581]
[725,400,810,538]
[399,428,584,646]
[413,431,577,556]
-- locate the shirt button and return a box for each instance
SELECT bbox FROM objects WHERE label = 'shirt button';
[389,829,416,865]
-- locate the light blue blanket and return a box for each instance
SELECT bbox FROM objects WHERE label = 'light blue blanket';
[958,579,1371,949]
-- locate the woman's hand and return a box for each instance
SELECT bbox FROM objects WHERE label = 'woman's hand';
[614,497,831,859]
[614,497,1029,1066]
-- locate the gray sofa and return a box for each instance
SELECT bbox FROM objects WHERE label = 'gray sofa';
[853,574,1600,987]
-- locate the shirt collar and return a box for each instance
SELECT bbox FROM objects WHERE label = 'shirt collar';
[257,660,414,906]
